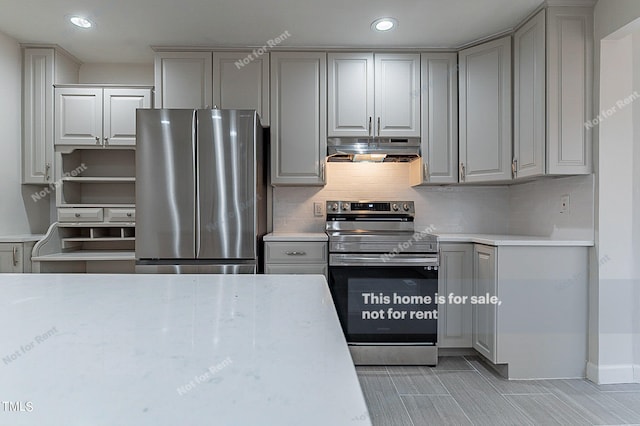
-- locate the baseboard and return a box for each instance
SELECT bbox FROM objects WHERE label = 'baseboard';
[587,361,637,384]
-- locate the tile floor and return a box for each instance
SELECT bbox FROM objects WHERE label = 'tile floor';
[356,356,640,426]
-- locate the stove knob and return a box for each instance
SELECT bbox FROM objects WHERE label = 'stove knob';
[391,203,399,211]
[343,203,350,211]
[330,203,339,212]
[402,203,410,212]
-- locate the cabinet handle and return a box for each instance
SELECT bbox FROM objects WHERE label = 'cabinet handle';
[75,213,81,218]
[12,246,18,266]
[377,117,381,136]
[320,162,325,182]
[368,117,372,136]
[285,251,306,256]
[45,162,51,182]
[459,162,466,182]
[126,212,133,217]
[423,162,429,182]
[511,158,517,179]
[95,136,101,145]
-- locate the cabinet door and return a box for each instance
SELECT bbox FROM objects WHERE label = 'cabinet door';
[212,52,270,126]
[472,244,497,362]
[374,54,421,137]
[459,36,512,182]
[54,87,103,146]
[270,52,327,186]
[103,88,151,146]
[23,49,54,184]
[438,244,473,348]
[327,53,374,137]
[154,52,212,108]
[0,244,23,273]
[547,7,593,175]
[514,10,546,179]
[419,53,458,183]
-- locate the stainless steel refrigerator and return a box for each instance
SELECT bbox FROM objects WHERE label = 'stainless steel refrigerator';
[135,109,267,274]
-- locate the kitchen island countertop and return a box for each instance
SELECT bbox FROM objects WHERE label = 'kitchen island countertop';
[0,274,370,425]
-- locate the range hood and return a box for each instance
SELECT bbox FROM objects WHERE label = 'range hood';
[327,138,421,162]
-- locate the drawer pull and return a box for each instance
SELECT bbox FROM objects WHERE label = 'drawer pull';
[285,251,306,256]
[75,213,81,218]
[12,246,18,266]
[126,213,133,217]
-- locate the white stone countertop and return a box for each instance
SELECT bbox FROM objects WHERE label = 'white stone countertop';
[264,232,328,242]
[0,234,43,243]
[0,274,370,426]
[434,233,594,246]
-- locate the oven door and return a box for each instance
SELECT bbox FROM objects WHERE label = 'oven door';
[328,254,438,344]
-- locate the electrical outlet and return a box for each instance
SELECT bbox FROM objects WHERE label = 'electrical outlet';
[314,202,324,217]
[560,194,570,214]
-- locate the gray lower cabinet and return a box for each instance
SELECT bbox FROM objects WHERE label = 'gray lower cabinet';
[0,242,36,273]
[270,52,327,186]
[264,241,328,278]
[472,244,498,361]
[438,244,473,348]
[469,243,589,379]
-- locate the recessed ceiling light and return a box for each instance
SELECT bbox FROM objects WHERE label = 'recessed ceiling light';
[371,17,397,32]
[69,16,93,28]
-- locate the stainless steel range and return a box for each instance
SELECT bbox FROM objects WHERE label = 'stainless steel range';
[326,201,439,366]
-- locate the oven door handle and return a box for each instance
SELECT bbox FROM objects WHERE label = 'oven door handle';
[330,254,438,267]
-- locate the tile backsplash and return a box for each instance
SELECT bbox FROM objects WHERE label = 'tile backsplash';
[272,163,595,239]
[508,174,595,240]
[273,163,511,234]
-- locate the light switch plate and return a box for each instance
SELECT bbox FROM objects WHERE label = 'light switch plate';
[314,202,323,217]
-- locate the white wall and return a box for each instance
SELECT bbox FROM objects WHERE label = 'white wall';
[633,31,640,382]
[273,163,510,234]
[79,63,154,85]
[591,0,640,383]
[508,175,594,240]
[0,31,49,235]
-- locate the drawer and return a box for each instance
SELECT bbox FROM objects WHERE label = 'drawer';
[58,208,103,222]
[105,208,135,222]
[264,241,327,264]
[265,264,328,277]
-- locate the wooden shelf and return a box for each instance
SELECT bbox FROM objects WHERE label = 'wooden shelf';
[58,223,135,228]
[32,250,135,262]
[58,204,136,208]
[61,177,135,183]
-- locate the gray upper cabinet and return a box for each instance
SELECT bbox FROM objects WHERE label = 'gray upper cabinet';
[546,6,593,175]
[270,52,327,186]
[212,52,270,126]
[23,47,79,184]
[374,54,421,137]
[412,52,458,184]
[514,10,546,179]
[327,53,374,137]
[459,36,512,183]
[328,53,420,138]
[154,52,213,108]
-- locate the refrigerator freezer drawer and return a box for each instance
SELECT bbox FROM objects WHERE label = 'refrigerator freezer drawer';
[59,208,103,222]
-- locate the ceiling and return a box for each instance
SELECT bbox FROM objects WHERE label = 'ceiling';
[0,0,545,64]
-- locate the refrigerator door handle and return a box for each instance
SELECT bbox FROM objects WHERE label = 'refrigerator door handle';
[193,110,201,258]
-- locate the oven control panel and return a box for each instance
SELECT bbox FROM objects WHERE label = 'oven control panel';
[326,201,414,214]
